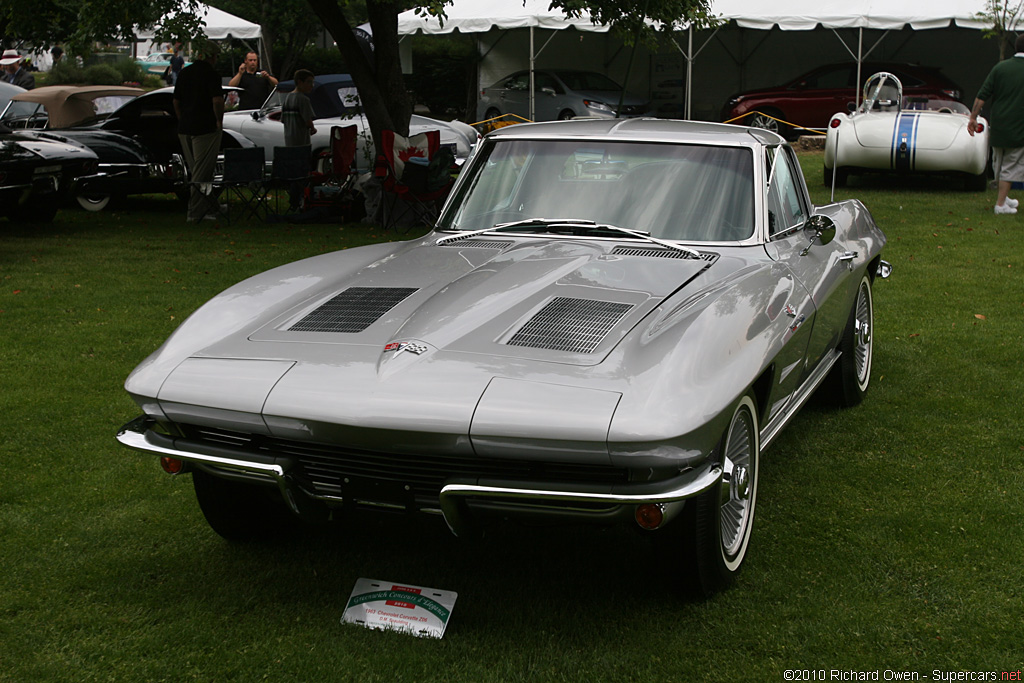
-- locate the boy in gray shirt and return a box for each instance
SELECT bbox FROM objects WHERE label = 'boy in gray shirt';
[282,70,316,146]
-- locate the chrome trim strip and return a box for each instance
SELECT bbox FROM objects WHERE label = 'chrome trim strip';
[760,347,841,451]
[438,461,722,536]
[116,415,285,478]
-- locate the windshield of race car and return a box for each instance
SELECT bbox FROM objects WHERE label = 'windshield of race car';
[439,139,755,242]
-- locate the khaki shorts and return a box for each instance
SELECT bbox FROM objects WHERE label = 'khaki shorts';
[992,147,1024,183]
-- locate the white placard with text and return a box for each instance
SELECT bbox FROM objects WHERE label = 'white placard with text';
[342,578,457,639]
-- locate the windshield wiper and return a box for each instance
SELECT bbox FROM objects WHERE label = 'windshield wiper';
[436,218,702,258]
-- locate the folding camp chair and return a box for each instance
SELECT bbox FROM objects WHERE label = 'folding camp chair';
[215,147,267,223]
[375,129,455,232]
[267,144,313,215]
[306,125,358,211]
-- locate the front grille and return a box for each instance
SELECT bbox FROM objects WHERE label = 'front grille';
[178,424,629,504]
[507,297,633,353]
[289,287,418,333]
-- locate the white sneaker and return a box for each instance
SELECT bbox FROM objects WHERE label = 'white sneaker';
[994,202,1017,215]
[1006,197,1019,209]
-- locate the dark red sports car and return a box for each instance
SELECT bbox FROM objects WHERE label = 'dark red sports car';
[721,62,962,139]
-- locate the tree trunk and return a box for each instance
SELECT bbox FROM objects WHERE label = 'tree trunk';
[304,0,411,156]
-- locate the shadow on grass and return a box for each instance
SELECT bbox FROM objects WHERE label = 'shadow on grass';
[122,500,711,635]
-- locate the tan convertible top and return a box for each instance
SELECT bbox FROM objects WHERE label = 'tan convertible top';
[11,85,145,128]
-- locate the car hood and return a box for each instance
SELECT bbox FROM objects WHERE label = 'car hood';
[243,238,717,365]
[0,132,97,165]
[31,129,150,163]
[848,110,968,150]
[129,236,741,445]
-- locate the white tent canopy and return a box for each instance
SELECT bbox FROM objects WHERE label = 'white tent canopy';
[135,4,262,41]
[713,0,990,30]
[399,0,1007,121]
[399,0,996,35]
[398,0,611,34]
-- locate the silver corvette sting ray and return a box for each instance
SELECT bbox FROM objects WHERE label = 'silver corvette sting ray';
[117,119,890,594]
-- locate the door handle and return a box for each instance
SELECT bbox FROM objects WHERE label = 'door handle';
[837,251,858,270]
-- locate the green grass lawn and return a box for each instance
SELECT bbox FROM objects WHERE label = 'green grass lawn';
[1,157,1021,682]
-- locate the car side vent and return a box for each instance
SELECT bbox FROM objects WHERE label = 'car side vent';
[507,297,634,353]
[611,246,718,263]
[288,287,418,333]
[439,239,514,249]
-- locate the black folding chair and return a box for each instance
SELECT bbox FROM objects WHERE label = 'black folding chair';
[268,145,312,215]
[216,147,267,223]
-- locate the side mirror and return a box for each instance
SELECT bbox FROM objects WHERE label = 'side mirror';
[847,101,856,113]
[801,214,836,255]
[541,87,556,96]
[250,110,261,121]
[807,214,836,244]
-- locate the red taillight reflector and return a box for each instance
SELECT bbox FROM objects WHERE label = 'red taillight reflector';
[160,457,185,474]
[975,122,985,133]
[634,504,665,530]
[830,118,841,129]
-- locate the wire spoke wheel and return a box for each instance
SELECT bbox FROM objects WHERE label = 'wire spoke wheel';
[852,277,874,390]
[719,406,756,563]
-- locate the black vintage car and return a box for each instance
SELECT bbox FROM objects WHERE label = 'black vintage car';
[0,123,97,222]
[1,86,254,211]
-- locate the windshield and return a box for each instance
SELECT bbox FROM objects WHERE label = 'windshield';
[438,139,755,242]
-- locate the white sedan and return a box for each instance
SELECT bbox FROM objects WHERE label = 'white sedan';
[824,72,989,190]
[222,74,479,171]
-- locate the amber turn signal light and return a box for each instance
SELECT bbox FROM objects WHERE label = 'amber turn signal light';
[634,503,665,530]
[160,457,185,474]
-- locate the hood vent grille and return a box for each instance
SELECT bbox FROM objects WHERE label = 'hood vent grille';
[289,287,418,333]
[507,297,634,353]
[439,239,513,249]
[612,246,718,263]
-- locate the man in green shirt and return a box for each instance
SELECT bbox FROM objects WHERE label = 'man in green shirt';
[969,34,1024,215]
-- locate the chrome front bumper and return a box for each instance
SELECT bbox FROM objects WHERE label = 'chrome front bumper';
[116,415,722,536]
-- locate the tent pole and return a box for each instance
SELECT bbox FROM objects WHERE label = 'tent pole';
[856,28,863,108]
[529,26,535,121]
[686,27,693,119]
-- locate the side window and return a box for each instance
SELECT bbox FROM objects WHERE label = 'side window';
[803,66,852,90]
[535,73,559,92]
[506,74,529,91]
[766,148,807,235]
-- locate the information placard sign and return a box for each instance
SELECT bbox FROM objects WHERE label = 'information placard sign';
[342,578,457,639]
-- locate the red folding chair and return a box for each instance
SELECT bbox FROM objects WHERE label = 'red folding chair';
[306,125,358,214]
[375,129,455,232]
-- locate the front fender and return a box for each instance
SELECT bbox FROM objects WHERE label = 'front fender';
[125,241,404,403]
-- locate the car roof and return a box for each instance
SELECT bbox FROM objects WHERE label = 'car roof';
[272,74,358,119]
[485,117,782,146]
[10,85,145,127]
[276,73,356,93]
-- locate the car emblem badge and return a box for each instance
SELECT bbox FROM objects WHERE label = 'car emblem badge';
[784,304,797,318]
[384,341,429,355]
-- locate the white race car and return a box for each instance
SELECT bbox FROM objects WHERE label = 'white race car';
[824,72,989,190]
[223,74,479,172]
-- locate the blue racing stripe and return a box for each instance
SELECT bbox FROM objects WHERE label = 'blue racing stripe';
[891,113,919,172]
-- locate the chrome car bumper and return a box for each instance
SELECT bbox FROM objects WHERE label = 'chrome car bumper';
[116,415,722,536]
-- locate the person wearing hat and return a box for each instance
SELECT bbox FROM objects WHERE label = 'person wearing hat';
[173,39,224,223]
[1,49,35,89]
